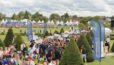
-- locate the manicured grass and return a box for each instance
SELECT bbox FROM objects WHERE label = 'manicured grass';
[88,56,114,65]
[0,27,70,34]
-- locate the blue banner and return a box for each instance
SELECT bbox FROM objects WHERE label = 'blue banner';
[99,23,105,41]
[43,23,47,34]
[27,21,32,41]
[92,20,101,61]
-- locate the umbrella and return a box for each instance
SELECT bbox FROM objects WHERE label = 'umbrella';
[58,24,62,26]
[64,24,68,26]
[73,24,76,27]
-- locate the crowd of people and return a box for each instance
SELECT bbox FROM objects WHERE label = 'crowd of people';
[0,36,71,65]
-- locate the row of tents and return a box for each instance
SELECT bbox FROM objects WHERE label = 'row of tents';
[1,19,80,27]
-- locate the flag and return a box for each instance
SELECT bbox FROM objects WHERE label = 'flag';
[27,21,32,41]
[99,23,105,58]
[43,23,47,34]
[91,20,101,61]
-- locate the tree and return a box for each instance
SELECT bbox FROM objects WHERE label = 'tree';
[86,32,92,47]
[59,38,83,65]
[41,16,48,23]
[77,35,94,62]
[90,30,93,37]
[50,13,61,22]
[92,16,101,22]
[79,23,86,30]
[61,13,70,22]
[0,12,6,21]
[111,43,114,52]
[32,12,43,21]
[12,13,18,20]
[60,28,64,33]
[0,39,5,50]
[18,11,25,20]
[44,31,49,37]
[72,15,77,18]
[15,35,23,51]
[24,11,31,19]
[54,30,59,34]
[4,28,14,47]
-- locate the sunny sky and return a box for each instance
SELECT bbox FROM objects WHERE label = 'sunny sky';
[0,0,114,17]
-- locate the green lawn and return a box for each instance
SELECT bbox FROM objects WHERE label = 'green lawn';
[88,56,114,65]
[0,27,70,34]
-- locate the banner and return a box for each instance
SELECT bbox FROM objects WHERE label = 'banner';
[27,21,32,41]
[99,23,105,58]
[43,23,47,34]
[92,20,101,61]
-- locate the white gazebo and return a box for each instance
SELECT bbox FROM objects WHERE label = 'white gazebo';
[50,20,54,24]
[32,20,36,23]
[60,21,63,25]
[69,20,73,25]
[56,21,60,25]
[41,20,44,23]
[38,20,41,23]
[47,21,51,24]
[75,21,79,25]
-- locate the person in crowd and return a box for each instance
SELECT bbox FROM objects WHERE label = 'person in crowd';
[28,57,35,65]
[0,35,71,65]
[105,41,109,54]
[21,42,26,50]
[81,45,87,65]
[0,48,4,59]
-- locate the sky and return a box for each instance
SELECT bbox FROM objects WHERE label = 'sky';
[0,0,114,17]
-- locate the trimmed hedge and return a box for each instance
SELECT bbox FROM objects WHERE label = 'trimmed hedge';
[15,35,23,51]
[77,34,94,62]
[111,43,114,52]
[4,28,14,47]
[60,38,83,65]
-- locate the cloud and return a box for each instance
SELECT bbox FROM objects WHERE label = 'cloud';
[0,0,114,17]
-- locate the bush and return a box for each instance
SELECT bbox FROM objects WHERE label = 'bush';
[77,34,94,62]
[110,36,114,40]
[35,33,44,37]
[0,39,5,50]
[59,38,83,65]
[54,30,59,34]
[44,31,49,37]
[86,32,92,47]
[4,28,14,47]
[15,35,23,51]
[60,28,64,33]
[111,43,114,52]
[90,30,93,37]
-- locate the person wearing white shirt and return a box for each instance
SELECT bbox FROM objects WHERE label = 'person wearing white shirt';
[28,57,35,65]
[0,48,3,58]
[21,42,26,50]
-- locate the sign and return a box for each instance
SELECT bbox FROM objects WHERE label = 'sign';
[27,21,32,41]
[92,20,101,61]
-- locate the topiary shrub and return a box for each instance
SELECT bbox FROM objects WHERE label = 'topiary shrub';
[60,28,64,33]
[15,35,23,51]
[54,30,59,34]
[111,43,114,52]
[86,32,92,47]
[90,30,93,37]
[44,31,49,37]
[59,38,83,65]
[4,28,14,47]
[0,39,5,50]
[77,34,94,62]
